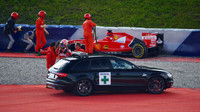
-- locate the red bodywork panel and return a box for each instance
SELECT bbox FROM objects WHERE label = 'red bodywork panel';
[95,33,134,52]
[68,33,135,52]
[68,32,158,52]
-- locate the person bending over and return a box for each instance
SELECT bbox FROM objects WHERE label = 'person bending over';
[46,42,58,69]
[21,29,36,53]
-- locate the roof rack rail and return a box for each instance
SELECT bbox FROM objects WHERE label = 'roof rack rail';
[71,51,88,58]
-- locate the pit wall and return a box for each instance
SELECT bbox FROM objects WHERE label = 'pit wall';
[0,24,200,56]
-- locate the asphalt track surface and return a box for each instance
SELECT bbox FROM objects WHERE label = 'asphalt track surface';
[0,53,200,88]
[0,53,200,112]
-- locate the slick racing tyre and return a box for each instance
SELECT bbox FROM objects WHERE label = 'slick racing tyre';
[74,79,93,96]
[132,43,148,58]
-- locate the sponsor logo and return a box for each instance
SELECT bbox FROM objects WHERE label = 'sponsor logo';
[142,36,157,40]
[114,35,118,40]
[103,45,109,50]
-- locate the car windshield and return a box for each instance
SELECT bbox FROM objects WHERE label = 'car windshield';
[127,61,138,68]
[50,59,70,71]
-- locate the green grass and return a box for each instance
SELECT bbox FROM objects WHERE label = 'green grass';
[0,0,199,29]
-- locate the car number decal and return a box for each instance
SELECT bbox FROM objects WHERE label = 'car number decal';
[99,72,111,85]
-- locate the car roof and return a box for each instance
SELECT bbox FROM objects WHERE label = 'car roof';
[63,54,119,61]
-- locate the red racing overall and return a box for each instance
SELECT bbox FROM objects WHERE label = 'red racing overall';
[74,47,84,52]
[83,19,96,54]
[35,17,46,52]
[46,46,57,69]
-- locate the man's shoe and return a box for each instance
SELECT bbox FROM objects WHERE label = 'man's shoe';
[6,49,12,52]
[24,50,31,53]
[35,52,41,56]
[38,51,41,55]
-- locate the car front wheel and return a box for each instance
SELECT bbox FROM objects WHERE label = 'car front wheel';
[74,79,93,96]
[148,77,165,94]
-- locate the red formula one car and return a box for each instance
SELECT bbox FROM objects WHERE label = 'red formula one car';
[68,30,164,58]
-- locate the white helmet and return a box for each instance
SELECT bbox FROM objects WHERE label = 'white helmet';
[60,39,68,47]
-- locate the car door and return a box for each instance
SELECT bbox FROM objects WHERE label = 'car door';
[109,58,147,88]
[89,58,119,90]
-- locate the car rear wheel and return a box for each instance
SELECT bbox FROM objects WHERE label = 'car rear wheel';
[132,43,148,58]
[74,79,93,96]
[148,77,165,94]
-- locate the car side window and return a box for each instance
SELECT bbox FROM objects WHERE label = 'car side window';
[110,58,133,69]
[71,60,90,72]
[90,59,112,70]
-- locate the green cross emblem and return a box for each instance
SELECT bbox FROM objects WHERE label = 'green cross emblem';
[101,76,109,84]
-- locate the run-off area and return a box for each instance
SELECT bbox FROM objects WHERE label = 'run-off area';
[0,57,199,88]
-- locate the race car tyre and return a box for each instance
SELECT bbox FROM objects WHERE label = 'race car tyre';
[147,77,165,94]
[74,79,93,96]
[132,43,148,58]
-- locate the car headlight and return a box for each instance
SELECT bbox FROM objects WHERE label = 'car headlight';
[167,73,173,78]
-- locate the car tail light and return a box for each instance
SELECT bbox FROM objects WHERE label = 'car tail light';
[56,73,68,77]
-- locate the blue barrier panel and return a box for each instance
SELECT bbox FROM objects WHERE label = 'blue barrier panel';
[173,31,200,56]
[0,24,79,52]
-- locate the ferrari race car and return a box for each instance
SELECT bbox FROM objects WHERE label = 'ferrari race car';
[68,30,164,58]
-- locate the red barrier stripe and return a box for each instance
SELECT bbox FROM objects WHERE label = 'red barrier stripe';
[0,52,46,58]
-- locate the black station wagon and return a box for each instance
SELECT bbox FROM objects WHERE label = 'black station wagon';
[46,52,173,96]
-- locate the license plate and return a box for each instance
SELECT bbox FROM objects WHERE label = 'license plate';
[48,73,58,79]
